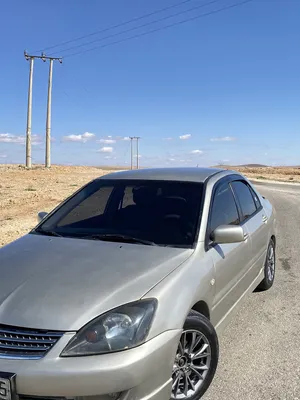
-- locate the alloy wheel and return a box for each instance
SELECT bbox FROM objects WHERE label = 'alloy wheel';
[171,330,212,399]
[267,244,275,282]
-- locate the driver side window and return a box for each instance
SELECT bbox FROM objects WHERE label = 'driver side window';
[209,182,240,237]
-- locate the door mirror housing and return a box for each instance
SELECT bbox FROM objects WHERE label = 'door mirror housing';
[211,225,246,244]
[37,211,48,223]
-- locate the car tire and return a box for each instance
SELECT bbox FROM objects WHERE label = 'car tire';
[256,238,276,291]
[171,310,219,400]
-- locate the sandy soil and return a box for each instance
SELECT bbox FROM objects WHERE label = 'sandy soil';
[221,166,300,183]
[0,165,118,247]
[1,164,299,248]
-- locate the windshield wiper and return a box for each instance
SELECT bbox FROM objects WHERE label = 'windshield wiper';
[84,234,157,246]
[34,229,63,237]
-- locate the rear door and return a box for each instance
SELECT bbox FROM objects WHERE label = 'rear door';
[230,180,268,281]
[207,180,252,327]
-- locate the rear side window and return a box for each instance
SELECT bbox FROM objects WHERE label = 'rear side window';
[231,181,257,221]
[250,187,261,209]
[209,182,240,235]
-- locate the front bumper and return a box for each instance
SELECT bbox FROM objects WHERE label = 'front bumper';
[0,329,181,400]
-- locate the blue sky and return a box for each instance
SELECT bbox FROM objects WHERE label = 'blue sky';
[1,0,299,167]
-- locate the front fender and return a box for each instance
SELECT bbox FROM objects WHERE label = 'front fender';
[143,245,215,340]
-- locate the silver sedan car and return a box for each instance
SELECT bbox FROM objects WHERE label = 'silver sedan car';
[0,168,276,400]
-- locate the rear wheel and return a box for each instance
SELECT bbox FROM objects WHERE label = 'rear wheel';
[171,311,219,400]
[257,238,276,291]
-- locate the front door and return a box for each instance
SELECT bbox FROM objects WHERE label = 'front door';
[230,180,268,282]
[207,181,252,327]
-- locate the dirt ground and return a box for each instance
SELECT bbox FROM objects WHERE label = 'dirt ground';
[0,165,119,247]
[221,166,300,183]
[1,164,300,248]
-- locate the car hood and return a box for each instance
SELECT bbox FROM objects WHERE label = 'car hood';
[0,234,193,331]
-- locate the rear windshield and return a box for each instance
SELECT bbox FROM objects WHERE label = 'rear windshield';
[35,179,204,248]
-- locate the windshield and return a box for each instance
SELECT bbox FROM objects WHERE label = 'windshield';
[34,179,204,248]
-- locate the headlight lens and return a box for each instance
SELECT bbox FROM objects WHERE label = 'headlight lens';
[61,299,157,357]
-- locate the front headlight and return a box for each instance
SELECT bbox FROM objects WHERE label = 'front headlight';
[61,299,157,357]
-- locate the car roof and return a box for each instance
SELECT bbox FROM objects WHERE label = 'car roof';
[98,167,228,183]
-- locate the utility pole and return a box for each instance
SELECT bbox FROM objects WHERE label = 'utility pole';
[129,137,141,169]
[41,53,62,168]
[24,51,62,169]
[24,54,34,168]
[130,137,134,170]
[136,137,140,169]
[45,58,53,168]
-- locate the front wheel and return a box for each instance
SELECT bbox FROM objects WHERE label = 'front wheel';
[171,311,219,400]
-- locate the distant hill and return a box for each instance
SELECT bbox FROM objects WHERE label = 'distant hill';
[213,164,269,169]
[237,164,269,168]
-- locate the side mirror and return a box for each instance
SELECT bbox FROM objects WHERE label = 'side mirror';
[211,225,246,244]
[37,211,48,223]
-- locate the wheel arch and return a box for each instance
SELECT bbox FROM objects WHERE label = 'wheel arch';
[271,234,276,247]
[191,300,210,320]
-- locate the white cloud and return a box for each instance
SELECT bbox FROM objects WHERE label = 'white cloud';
[210,136,236,142]
[98,146,113,153]
[32,135,42,145]
[133,154,142,158]
[168,158,176,162]
[0,133,24,144]
[191,150,203,155]
[0,133,41,145]
[163,137,173,141]
[179,134,191,140]
[63,135,84,142]
[63,132,95,143]
[97,138,116,144]
[82,132,95,139]
[0,154,7,158]
[104,156,112,159]
[114,136,131,141]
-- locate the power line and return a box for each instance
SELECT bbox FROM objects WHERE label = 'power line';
[49,0,224,56]
[64,0,253,59]
[35,0,196,54]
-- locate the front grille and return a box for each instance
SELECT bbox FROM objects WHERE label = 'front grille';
[0,324,64,359]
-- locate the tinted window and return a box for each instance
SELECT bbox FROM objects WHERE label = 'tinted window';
[36,180,204,248]
[58,186,113,227]
[250,187,261,209]
[231,181,257,221]
[210,183,239,235]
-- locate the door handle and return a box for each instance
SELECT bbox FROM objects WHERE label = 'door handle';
[243,232,249,240]
[262,215,268,223]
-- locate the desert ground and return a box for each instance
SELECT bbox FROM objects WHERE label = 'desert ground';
[221,165,300,183]
[1,164,300,248]
[0,165,119,247]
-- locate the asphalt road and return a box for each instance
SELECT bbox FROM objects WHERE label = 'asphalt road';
[204,182,300,400]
